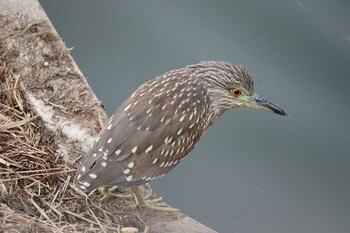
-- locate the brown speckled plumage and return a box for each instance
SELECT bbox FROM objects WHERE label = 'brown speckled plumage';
[74,61,287,193]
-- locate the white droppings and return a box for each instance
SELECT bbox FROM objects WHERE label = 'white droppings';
[123,168,130,174]
[101,162,107,167]
[159,161,165,167]
[128,162,135,169]
[152,158,158,164]
[83,181,90,187]
[107,138,112,143]
[107,123,112,130]
[179,115,185,122]
[115,149,121,155]
[131,146,138,154]
[81,166,86,172]
[89,173,97,179]
[124,103,132,111]
[95,136,100,142]
[126,175,133,181]
[145,145,153,153]
[177,127,183,135]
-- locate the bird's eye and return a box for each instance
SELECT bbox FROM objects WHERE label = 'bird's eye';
[231,88,242,97]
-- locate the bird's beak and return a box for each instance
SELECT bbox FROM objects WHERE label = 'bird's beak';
[244,93,288,117]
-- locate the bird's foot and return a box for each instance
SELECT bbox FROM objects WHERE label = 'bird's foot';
[131,186,179,212]
[99,186,133,201]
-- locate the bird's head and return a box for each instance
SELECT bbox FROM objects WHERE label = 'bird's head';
[190,61,287,117]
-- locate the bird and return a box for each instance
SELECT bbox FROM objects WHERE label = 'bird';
[74,61,287,211]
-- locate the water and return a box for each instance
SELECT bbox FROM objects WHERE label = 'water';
[40,1,350,232]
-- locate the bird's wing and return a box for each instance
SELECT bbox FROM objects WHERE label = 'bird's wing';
[75,71,210,190]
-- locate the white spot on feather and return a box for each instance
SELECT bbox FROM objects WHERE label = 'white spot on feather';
[107,138,112,143]
[123,168,130,174]
[145,145,153,153]
[81,166,86,172]
[126,175,133,181]
[152,158,158,164]
[101,162,107,167]
[131,146,138,154]
[115,149,121,155]
[189,122,195,129]
[179,115,185,122]
[128,162,135,169]
[89,173,97,179]
[124,103,132,111]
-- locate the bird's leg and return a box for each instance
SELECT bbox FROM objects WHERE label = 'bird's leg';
[99,186,133,201]
[130,186,179,212]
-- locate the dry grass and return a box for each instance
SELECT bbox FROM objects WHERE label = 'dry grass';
[0,13,175,233]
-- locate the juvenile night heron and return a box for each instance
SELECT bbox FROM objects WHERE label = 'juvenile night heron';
[74,61,287,211]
